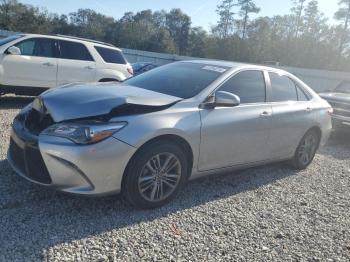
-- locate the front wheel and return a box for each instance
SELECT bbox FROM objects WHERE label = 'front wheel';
[123,141,188,209]
[290,130,320,170]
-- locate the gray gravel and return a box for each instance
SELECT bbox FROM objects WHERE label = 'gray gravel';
[1,95,350,261]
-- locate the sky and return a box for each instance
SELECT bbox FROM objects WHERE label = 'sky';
[20,0,340,31]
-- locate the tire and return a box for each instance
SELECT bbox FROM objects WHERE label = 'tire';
[290,129,320,170]
[98,78,119,82]
[123,140,188,209]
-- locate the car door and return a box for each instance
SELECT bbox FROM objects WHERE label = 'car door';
[198,70,273,171]
[56,40,96,85]
[267,72,315,158]
[2,37,57,88]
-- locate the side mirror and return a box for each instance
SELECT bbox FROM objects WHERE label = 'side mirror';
[201,91,241,109]
[6,46,21,55]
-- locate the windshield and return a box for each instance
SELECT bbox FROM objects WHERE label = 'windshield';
[132,63,147,71]
[124,62,229,99]
[335,82,350,94]
[0,34,24,47]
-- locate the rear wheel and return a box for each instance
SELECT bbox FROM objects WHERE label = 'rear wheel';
[123,141,188,209]
[290,129,320,170]
[98,78,119,82]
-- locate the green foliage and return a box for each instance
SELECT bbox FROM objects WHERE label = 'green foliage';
[237,0,260,38]
[213,0,238,38]
[334,0,350,56]
[0,0,350,71]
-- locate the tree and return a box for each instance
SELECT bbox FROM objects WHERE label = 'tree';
[69,9,115,41]
[334,0,350,55]
[298,0,328,67]
[302,0,327,37]
[0,0,349,71]
[165,8,191,55]
[187,27,207,57]
[214,0,237,38]
[291,0,308,37]
[237,0,260,38]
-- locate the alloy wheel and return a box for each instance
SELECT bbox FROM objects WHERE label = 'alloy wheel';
[138,152,182,202]
[297,134,317,166]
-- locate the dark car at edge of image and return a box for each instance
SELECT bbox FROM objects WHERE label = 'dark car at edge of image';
[319,81,350,130]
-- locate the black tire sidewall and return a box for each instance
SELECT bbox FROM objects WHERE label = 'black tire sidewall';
[292,130,320,169]
[123,141,188,209]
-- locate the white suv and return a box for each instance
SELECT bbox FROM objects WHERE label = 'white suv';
[0,34,133,96]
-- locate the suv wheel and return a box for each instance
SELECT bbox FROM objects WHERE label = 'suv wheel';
[123,141,188,209]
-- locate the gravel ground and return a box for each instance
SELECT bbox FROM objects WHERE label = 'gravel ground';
[0,96,349,262]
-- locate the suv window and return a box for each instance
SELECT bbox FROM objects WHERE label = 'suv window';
[95,46,127,64]
[59,40,93,61]
[219,70,266,103]
[269,73,298,102]
[15,38,55,58]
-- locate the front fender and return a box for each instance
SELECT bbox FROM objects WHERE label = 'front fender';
[112,105,201,170]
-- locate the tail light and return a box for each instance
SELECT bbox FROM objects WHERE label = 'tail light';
[127,65,134,76]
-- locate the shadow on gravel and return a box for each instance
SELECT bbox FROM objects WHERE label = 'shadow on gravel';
[0,96,34,109]
[320,130,350,160]
[0,155,300,260]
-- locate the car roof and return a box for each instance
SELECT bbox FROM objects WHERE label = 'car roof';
[20,33,121,51]
[182,59,288,74]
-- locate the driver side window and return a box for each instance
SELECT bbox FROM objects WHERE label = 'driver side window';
[15,38,55,58]
[219,70,266,104]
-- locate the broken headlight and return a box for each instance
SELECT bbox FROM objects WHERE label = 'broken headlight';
[42,121,127,144]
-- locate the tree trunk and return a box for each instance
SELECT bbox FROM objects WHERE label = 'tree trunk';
[295,1,305,38]
[242,9,248,39]
[339,3,350,55]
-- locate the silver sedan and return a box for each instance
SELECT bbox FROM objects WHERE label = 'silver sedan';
[8,60,332,208]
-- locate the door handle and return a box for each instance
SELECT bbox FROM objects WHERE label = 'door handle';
[260,111,271,117]
[42,62,54,67]
[306,107,313,112]
[85,65,94,70]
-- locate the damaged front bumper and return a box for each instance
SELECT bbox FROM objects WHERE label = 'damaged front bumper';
[7,114,137,196]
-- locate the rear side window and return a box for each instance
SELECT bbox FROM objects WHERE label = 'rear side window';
[219,70,266,103]
[269,73,298,102]
[59,40,93,61]
[15,38,55,58]
[296,85,309,101]
[95,46,127,64]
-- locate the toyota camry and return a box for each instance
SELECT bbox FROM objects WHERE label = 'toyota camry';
[7,60,332,208]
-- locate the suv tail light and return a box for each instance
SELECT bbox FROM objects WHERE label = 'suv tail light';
[127,65,134,76]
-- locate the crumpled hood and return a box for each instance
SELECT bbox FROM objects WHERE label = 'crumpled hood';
[35,83,181,122]
[319,92,350,103]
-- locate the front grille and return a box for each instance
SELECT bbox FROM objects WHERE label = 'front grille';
[333,109,350,118]
[25,109,54,135]
[25,145,52,184]
[328,101,350,118]
[9,137,52,185]
[9,138,26,174]
[328,101,350,110]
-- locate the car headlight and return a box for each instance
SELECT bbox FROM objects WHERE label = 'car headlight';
[42,121,127,144]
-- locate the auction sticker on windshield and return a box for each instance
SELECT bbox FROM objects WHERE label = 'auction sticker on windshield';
[202,65,227,73]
